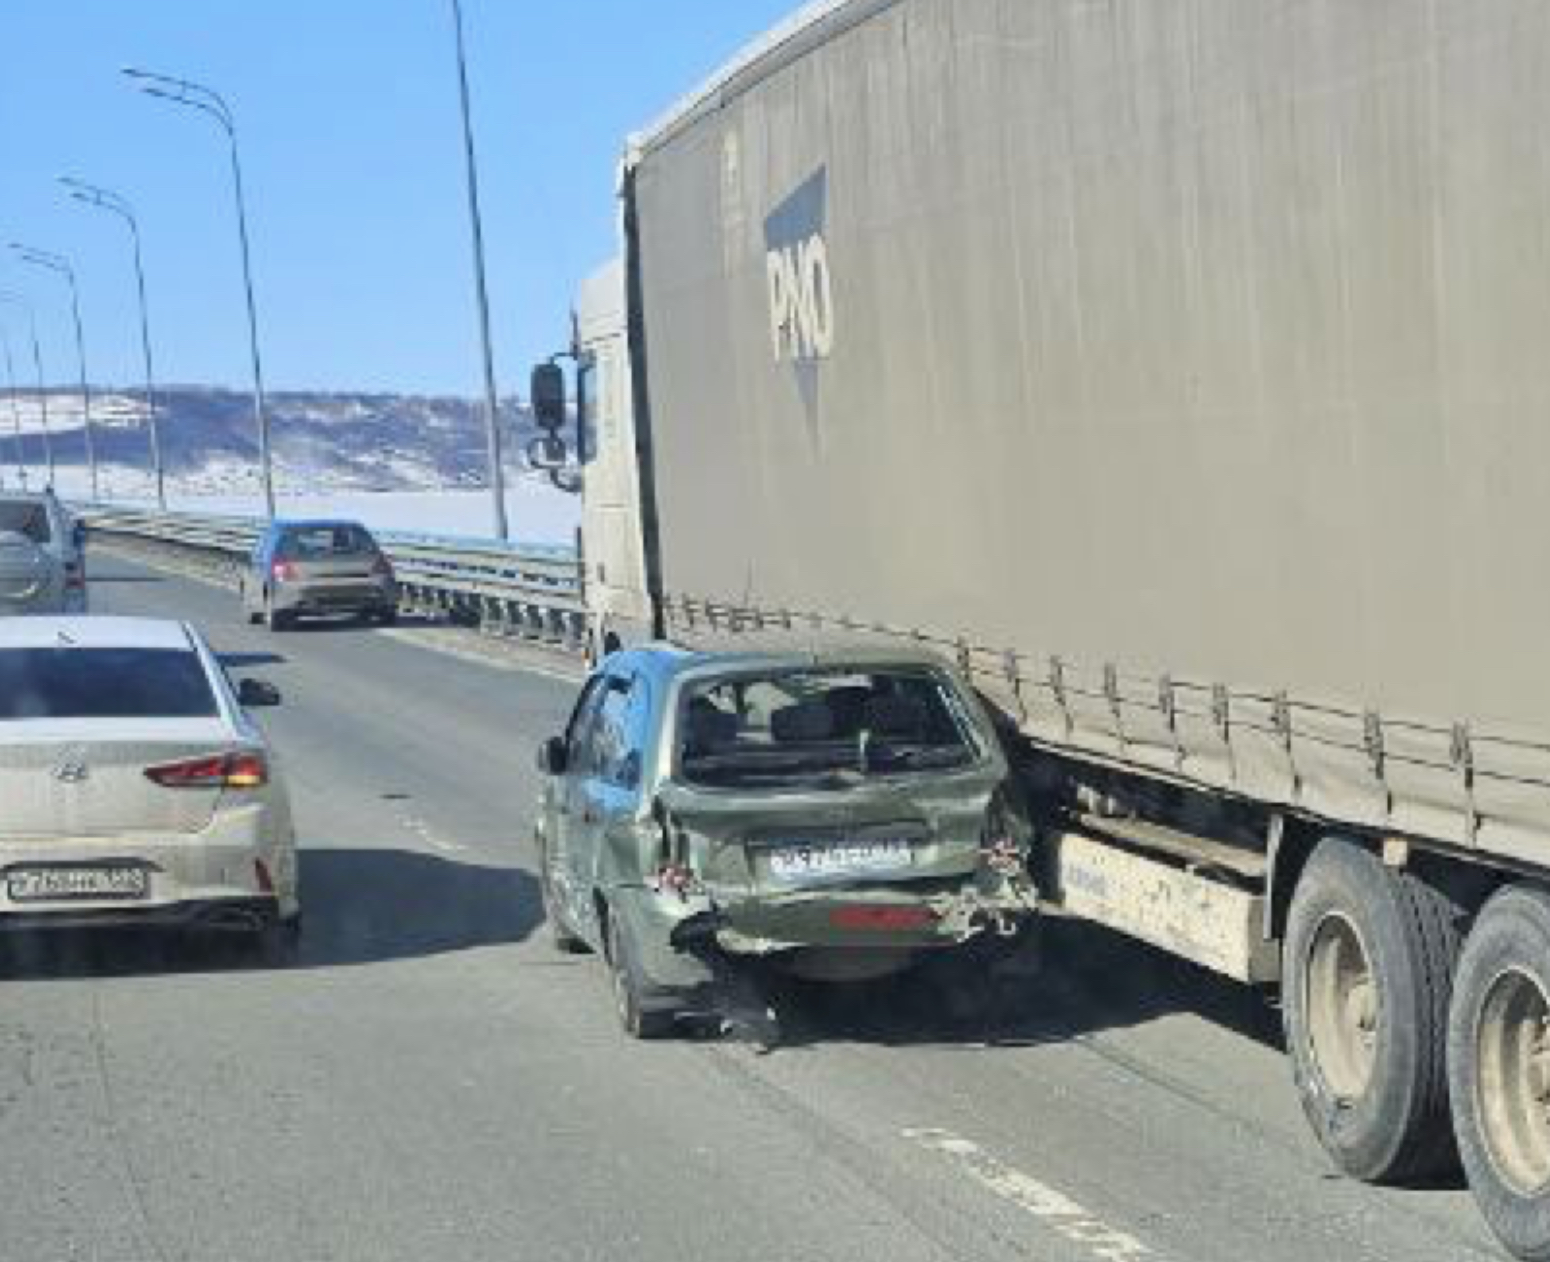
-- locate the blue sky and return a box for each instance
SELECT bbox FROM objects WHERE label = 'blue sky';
[0,1,797,394]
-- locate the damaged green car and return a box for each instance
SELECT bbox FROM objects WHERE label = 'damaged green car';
[533,646,1037,1038]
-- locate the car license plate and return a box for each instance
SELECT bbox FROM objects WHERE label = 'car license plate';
[6,867,149,903]
[768,839,913,880]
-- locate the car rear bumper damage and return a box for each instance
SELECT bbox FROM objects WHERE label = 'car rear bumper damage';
[673,877,1038,957]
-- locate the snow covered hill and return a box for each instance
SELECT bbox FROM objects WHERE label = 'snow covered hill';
[0,384,561,495]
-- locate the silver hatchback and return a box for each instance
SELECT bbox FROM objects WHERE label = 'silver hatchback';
[0,492,86,616]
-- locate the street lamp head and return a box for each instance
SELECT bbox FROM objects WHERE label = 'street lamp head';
[58,176,133,220]
[10,244,73,279]
[121,66,235,132]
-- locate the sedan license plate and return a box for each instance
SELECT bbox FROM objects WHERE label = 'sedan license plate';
[768,839,913,881]
[6,867,149,903]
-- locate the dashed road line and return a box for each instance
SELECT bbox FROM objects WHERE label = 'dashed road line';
[377,626,582,684]
[401,815,468,854]
[903,1127,1154,1262]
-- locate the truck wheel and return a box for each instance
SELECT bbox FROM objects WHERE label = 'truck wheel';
[1449,885,1550,1260]
[1283,838,1461,1183]
[605,908,674,1040]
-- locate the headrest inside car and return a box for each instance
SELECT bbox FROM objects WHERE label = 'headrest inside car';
[770,700,836,743]
[864,695,928,740]
[685,701,740,753]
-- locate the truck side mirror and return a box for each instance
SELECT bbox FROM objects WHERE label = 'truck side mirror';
[530,362,566,430]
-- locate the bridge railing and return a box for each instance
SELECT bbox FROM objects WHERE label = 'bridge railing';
[77,505,587,652]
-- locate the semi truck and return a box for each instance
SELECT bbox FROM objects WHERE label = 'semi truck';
[529,2,1550,1255]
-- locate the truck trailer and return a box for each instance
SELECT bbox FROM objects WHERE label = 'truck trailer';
[533,2,1550,1255]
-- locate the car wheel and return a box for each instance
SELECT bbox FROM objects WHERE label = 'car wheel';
[538,838,588,955]
[1283,839,1461,1184]
[267,599,295,632]
[605,908,674,1040]
[1449,886,1550,1261]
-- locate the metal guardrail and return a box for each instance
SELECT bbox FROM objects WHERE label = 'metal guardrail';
[77,505,587,651]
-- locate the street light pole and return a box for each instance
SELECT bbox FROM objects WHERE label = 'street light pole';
[0,291,51,485]
[61,176,166,509]
[10,245,95,499]
[448,0,509,541]
[123,66,274,518]
[0,324,26,489]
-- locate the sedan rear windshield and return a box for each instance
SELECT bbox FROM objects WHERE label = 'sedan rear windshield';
[679,668,983,790]
[277,525,377,560]
[0,501,52,544]
[0,648,218,719]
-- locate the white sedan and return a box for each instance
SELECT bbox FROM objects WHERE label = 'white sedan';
[0,616,300,954]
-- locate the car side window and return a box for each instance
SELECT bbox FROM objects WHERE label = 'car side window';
[577,675,647,791]
[564,676,609,762]
[589,680,632,787]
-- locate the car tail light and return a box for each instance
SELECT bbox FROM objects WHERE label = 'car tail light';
[371,554,394,580]
[64,562,85,590]
[145,752,269,789]
[271,560,297,583]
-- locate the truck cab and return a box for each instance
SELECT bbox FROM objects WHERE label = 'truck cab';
[569,258,653,661]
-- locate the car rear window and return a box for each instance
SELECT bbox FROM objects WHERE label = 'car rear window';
[678,667,984,790]
[277,525,377,559]
[0,648,219,719]
[0,501,52,544]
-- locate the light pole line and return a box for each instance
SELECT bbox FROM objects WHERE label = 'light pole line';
[10,245,95,499]
[123,66,273,518]
[61,176,166,508]
[449,0,509,542]
[0,324,26,489]
[0,290,51,486]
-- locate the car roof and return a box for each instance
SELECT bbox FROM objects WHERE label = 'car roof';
[270,518,371,532]
[0,616,198,651]
[610,642,956,684]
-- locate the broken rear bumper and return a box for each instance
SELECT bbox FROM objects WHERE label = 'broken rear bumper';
[668,875,1037,958]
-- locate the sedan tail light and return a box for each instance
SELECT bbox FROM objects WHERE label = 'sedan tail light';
[145,752,269,790]
[271,560,297,583]
[370,554,394,580]
[64,561,86,591]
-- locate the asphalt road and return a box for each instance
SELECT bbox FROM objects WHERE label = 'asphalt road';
[0,549,1506,1262]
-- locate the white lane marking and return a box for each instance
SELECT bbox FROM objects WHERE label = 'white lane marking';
[401,815,468,854]
[377,627,582,684]
[903,1128,1153,1262]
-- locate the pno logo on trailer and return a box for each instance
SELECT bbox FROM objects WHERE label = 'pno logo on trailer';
[763,167,834,425]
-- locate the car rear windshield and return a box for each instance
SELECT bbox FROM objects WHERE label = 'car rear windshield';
[277,525,377,560]
[678,667,983,790]
[0,500,52,544]
[0,648,219,720]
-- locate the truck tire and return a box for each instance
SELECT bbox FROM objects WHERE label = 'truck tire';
[604,908,674,1040]
[1448,885,1550,1261]
[1283,838,1461,1183]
